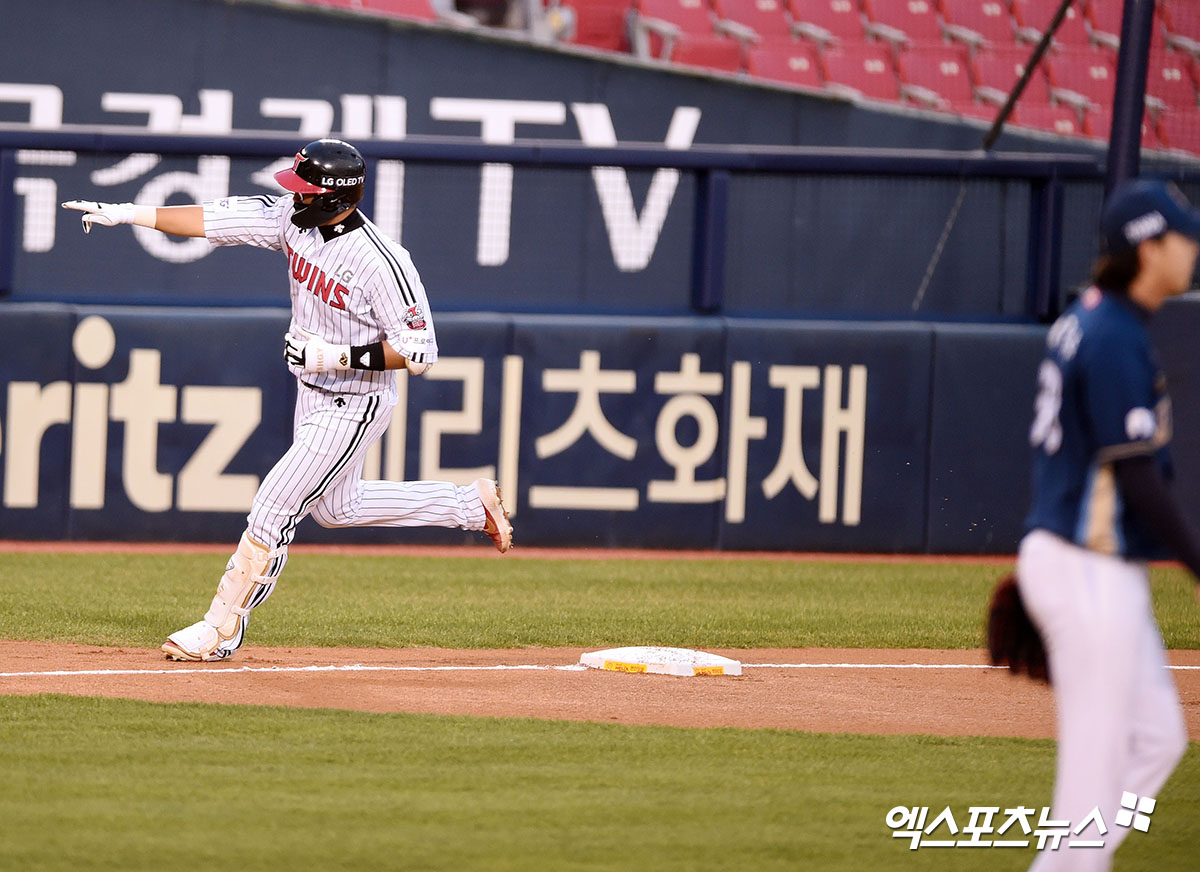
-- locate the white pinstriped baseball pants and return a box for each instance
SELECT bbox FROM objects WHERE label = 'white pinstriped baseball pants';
[1017,530,1187,872]
[245,381,488,577]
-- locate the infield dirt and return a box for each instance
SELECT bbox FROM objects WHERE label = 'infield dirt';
[3,641,1199,738]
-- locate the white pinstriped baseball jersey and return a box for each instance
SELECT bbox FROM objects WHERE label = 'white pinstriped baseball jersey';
[203,194,438,395]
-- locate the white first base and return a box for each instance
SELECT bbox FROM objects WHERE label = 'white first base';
[580,646,742,677]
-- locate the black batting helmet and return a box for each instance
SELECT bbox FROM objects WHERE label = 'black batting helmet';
[274,139,366,229]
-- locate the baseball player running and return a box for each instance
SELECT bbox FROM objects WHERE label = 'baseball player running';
[63,138,513,663]
[1017,179,1200,871]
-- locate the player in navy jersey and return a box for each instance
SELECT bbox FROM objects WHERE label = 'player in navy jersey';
[64,139,513,663]
[1018,179,1200,871]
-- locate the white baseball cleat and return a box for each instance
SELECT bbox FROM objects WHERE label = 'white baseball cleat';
[474,478,513,553]
[162,621,238,662]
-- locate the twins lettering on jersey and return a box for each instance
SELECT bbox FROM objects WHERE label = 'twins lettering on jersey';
[286,242,348,311]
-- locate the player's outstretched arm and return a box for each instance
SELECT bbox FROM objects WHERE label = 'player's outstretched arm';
[154,205,206,238]
[61,201,206,238]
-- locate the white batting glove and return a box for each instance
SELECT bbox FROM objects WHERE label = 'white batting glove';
[284,330,350,374]
[61,200,156,234]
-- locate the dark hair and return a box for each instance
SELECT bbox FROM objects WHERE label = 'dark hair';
[1091,247,1142,292]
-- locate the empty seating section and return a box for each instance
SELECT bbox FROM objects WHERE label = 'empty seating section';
[746,42,824,87]
[789,0,866,44]
[1084,107,1161,149]
[1012,101,1082,136]
[1012,0,1090,48]
[1162,1,1200,51]
[1086,0,1122,50]
[972,44,1052,104]
[862,0,944,47]
[897,44,973,109]
[1047,46,1116,106]
[823,42,901,100]
[561,0,636,51]
[1148,49,1197,111]
[712,0,795,44]
[360,0,439,19]
[285,0,1200,155]
[1160,110,1200,154]
[941,0,1017,48]
[631,0,744,71]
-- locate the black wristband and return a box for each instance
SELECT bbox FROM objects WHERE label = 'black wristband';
[348,341,387,371]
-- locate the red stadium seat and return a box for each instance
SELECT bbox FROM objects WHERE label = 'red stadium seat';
[670,33,746,68]
[632,0,747,67]
[360,0,439,20]
[972,44,1052,105]
[561,0,635,51]
[1012,0,1091,48]
[636,0,719,35]
[1047,46,1116,108]
[1084,5,1170,55]
[712,0,795,44]
[1085,0,1123,51]
[956,101,1001,121]
[862,0,944,47]
[1158,109,1200,155]
[1148,50,1198,111]
[1151,12,1171,55]
[747,42,824,86]
[1162,1,1200,54]
[788,0,866,45]
[1083,106,1161,150]
[940,0,1018,48]
[898,43,973,108]
[1011,102,1083,136]
[822,42,902,100]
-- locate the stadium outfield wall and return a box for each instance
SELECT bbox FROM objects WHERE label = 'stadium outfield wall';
[3,0,1198,320]
[5,1,1200,554]
[2,301,1199,552]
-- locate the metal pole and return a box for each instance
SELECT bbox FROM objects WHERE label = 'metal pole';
[1105,0,1157,195]
[691,170,729,314]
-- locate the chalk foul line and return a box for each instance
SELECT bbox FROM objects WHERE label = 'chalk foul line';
[1,663,1196,678]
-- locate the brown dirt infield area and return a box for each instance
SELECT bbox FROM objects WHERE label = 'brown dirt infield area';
[3,543,1198,739]
[3,642,1199,739]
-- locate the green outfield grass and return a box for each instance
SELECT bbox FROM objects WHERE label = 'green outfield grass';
[1,695,1196,872]
[2,552,1197,872]
[0,553,1196,649]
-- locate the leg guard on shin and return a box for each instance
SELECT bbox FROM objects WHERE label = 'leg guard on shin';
[162,532,281,661]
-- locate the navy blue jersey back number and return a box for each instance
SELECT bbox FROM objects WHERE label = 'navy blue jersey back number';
[1031,359,1063,455]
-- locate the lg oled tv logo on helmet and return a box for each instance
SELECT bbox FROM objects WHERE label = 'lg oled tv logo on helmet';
[319,175,364,187]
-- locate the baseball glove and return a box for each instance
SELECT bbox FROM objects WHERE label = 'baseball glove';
[986,573,1050,685]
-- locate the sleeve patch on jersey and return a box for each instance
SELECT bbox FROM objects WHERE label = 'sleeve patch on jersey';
[1046,314,1082,361]
[403,304,427,330]
[1125,407,1156,440]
